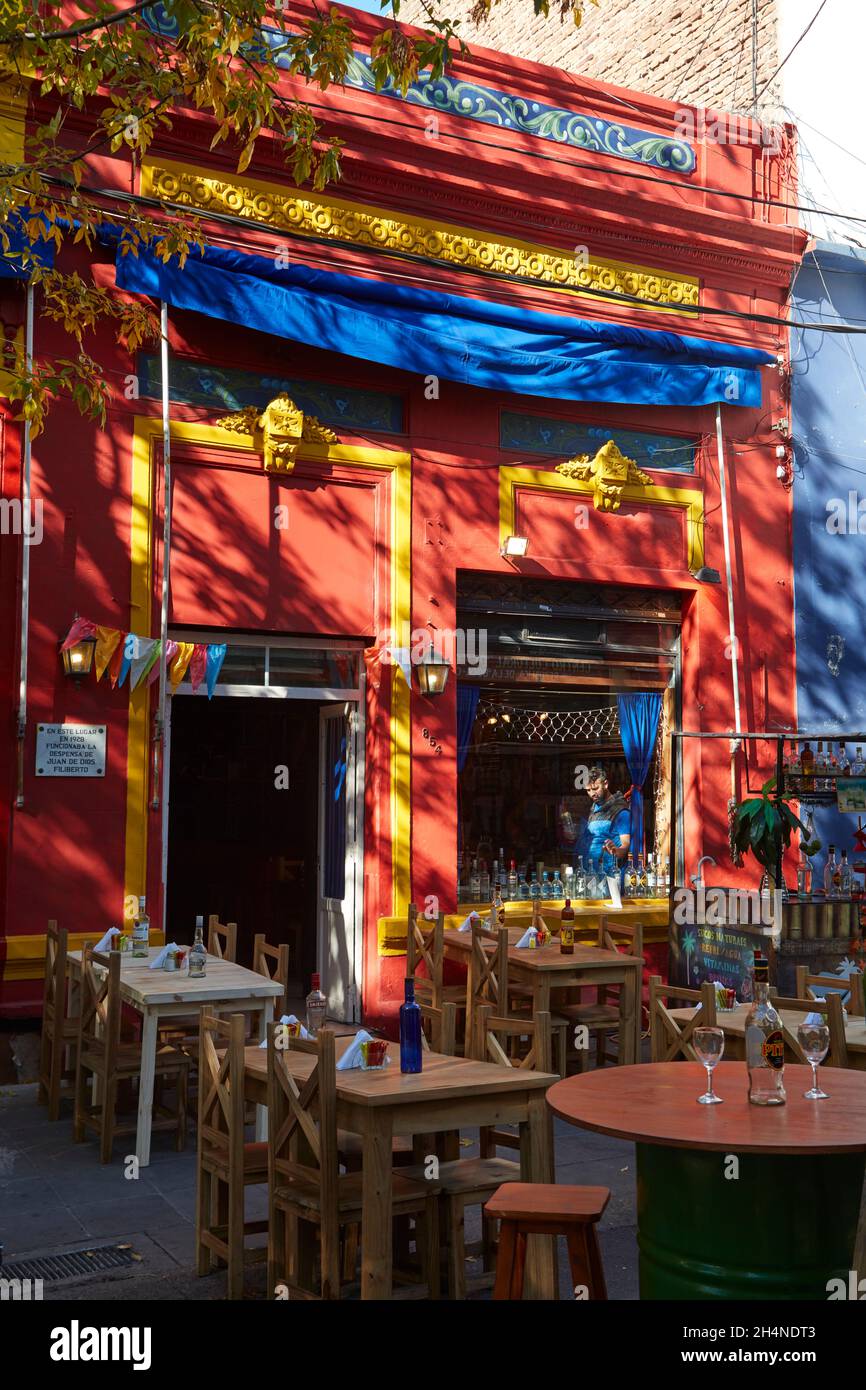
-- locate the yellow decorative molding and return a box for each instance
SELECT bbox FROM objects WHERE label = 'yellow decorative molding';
[1,930,166,983]
[216,393,338,473]
[142,158,700,313]
[499,460,705,574]
[556,439,652,513]
[125,418,413,960]
[0,78,27,166]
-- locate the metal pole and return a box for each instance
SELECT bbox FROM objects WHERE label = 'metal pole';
[715,403,742,736]
[152,300,172,814]
[15,281,34,808]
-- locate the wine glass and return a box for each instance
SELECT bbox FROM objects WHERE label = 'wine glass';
[694,1026,725,1104]
[798,1020,830,1099]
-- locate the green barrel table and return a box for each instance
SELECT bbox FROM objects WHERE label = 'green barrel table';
[547,1062,866,1300]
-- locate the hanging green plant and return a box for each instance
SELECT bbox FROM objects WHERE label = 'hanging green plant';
[732,777,821,880]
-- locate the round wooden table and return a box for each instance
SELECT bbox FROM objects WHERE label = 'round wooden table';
[547,1062,866,1300]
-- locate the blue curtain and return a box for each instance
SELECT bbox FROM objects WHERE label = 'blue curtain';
[323,716,347,900]
[102,232,771,409]
[616,692,663,858]
[457,685,480,773]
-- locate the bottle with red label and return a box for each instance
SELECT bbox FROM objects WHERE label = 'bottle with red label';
[745,951,786,1106]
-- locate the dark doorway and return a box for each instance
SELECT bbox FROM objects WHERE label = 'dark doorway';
[166,696,319,983]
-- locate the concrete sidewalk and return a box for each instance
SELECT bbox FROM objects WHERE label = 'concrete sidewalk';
[0,1082,639,1300]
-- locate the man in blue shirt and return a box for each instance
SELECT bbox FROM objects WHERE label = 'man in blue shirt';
[583,763,631,882]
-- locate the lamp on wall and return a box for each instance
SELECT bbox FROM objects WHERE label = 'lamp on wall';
[500,535,529,558]
[60,622,97,682]
[416,652,450,696]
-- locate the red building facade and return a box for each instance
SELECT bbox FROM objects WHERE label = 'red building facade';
[0,5,807,1020]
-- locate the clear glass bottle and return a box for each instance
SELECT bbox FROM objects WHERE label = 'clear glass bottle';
[132,895,150,958]
[507,859,519,901]
[518,872,530,901]
[551,869,565,901]
[469,858,481,902]
[745,951,786,1106]
[646,852,656,896]
[824,844,841,899]
[305,973,328,1035]
[815,740,827,791]
[478,861,491,901]
[663,854,672,894]
[840,849,853,897]
[188,916,207,977]
[528,872,540,900]
[399,977,422,1073]
[838,742,850,777]
[540,870,551,900]
[575,856,587,899]
[801,741,815,793]
[853,747,866,776]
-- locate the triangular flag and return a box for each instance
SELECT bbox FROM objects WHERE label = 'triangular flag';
[130,636,159,690]
[148,639,178,686]
[189,644,208,693]
[108,634,127,688]
[116,632,139,689]
[389,645,413,689]
[205,644,227,698]
[94,625,122,682]
[169,641,195,689]
[60,616,98,651]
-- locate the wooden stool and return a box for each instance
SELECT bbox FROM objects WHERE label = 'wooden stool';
[484,1182,610,1300]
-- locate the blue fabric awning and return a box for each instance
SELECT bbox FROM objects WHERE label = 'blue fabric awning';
[0,214,55,278]
[106,233,769,407]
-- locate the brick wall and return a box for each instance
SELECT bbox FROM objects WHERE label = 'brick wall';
[399,0,782,114]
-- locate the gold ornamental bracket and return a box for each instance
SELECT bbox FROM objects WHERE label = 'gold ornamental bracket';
[216,393,338,473]
[555,439,651,512]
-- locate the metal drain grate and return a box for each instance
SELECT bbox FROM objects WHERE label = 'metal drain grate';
[1,1243,137,1283]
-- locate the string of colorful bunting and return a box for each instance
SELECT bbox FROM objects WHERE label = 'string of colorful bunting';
[60,618,227,698]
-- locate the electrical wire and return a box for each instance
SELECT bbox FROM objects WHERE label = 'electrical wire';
[754,0,834,106]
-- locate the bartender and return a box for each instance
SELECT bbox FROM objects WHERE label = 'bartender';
[583,764,631,881]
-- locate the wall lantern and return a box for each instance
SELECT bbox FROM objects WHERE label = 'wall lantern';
[500,535,529,558]
[60,630,97,681]
[416,652,450,696]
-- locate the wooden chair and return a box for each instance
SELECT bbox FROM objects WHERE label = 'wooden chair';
[407,904,466,1040]
[73,944,190,1163]
[769,988,849,1068]
[402,1009,553,1299]
[554,918,644,1071]
[37,920,78,1120]
[196,1011,269,1298]
[267,1025,440,1299]
[420,999,458,1057]
[796,964,863,1018]
[253,935,290,1015]
[208,915,237,962]
[466,921,568,1075]
[485,1182,610,1300]
[649,976,717,1062]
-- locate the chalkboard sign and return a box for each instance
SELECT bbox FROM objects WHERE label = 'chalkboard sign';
[670,917,764,1002]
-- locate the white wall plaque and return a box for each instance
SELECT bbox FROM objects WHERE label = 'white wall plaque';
[36,723,106,777]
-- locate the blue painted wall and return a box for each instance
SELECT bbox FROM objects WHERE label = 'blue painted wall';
[792,241,866,859]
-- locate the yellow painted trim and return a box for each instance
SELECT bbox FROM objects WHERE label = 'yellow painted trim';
[2,930,166,982]
[0,79,27,166]
[124,417,412,942]
[376,902,670,956]
[499,463,705,573]
[142,158,699,314]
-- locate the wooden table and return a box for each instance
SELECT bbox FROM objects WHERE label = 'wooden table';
[548,1061,866,1299]
[244,1037,559,1299]
[442,926,643,1064]
[69,947,283,1166]
[671,1002,866,1068]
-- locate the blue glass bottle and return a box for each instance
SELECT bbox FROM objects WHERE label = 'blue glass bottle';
[399,977,423,1073]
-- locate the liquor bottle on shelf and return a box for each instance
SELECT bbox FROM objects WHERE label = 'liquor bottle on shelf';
[637,856,649,896]
[853,747,866,776]
[528,873,540,900]
[800,741,815,793]
[646,853,657,896]
[815,741,827,791]
[399,977,423,1073]
[518,873,530,901]
[540,870,551,900]
[745,951,786,1106]
[788,739,802,791]
[624,856,637,897]
[824,845,842,900]
[469,858,481,902]
[492,882,506,926]
[479,861,491,901]
[664,855,672,894]
[498,848,505,881]
[828,744,840,786]
[188,916,206,977]
[559,898,575,955]
[305,973,328,1036]
[575,856,587,898]
[507,859,519,901]
[838,742,850,777]
[840,849,853,897]
[551,869,565,901]
[563,865,574,900]
[132,896,150,958]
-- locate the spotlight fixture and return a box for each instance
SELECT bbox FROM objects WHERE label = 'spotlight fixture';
[500,535,529,558]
